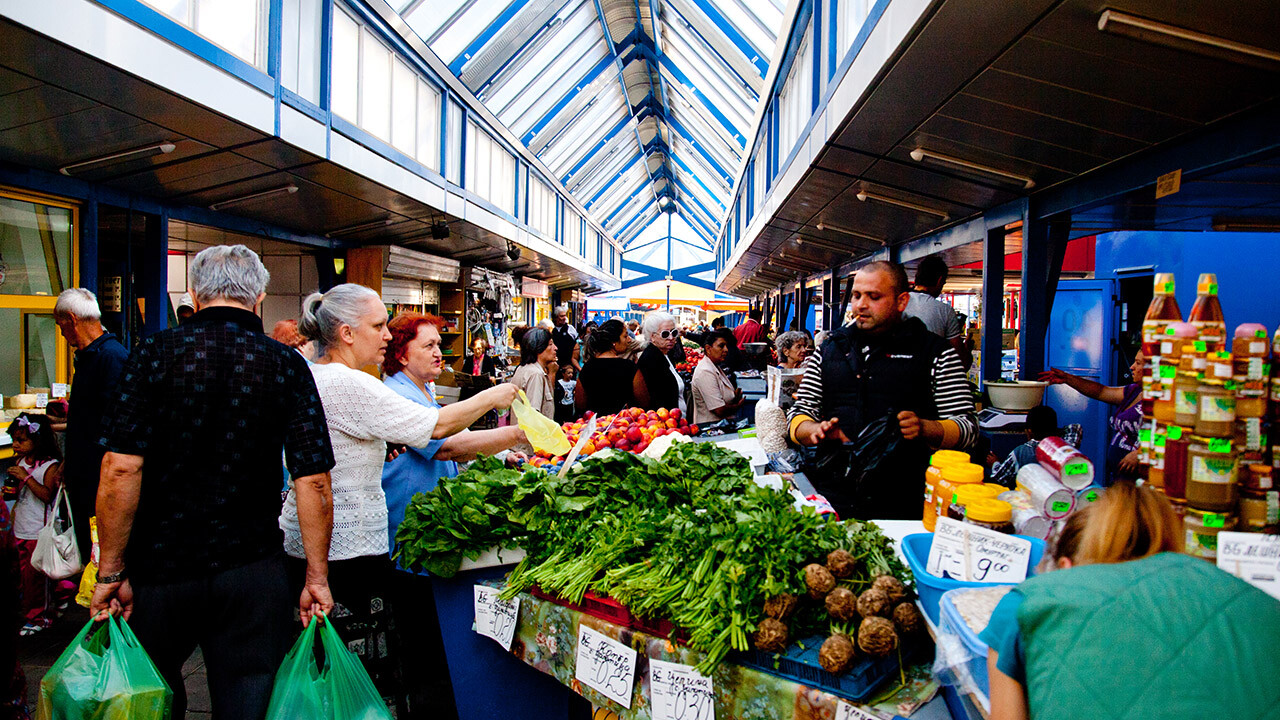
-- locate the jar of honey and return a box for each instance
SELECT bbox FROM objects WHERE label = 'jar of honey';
[923,449,971,531]
[1185,437,1238,512]
[1195,381,1236,437]
[931,462,983,528]
[1184,508,1235,560]
[1173,374,1200,426]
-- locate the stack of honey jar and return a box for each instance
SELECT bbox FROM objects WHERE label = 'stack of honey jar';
[1138,272,1277,560]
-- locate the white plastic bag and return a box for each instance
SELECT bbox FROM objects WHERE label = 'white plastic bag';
[32,483,83,580]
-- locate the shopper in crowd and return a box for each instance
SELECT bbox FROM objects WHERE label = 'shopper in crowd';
[550,305,580,372]
[175,292,195,323]
[509,327,557,419]
[7,414,69,636]
[554,365,578,423]
[667,326,688,365]
[466,336,499,377]
[281,284,518,712]
[733,308,767,349]
[691,329,744,424]
[982,482,1280,720]
[988,406,1083,487]
[626,318,640,338]
[92,245,337,720]
[380,312,526,719]
[637,311,686,414]
[53,287,129,561]
[788,261,977,519]
[776,330,814,369]
[902,257,969,369]
[271,318,313,361]
[576,321,598,366]
[814,329,828,349]
[1038,350,1144,484]
[576,319,648,416]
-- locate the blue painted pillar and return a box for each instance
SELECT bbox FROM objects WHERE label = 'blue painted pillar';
[143,209,168,335]
[980,222,1006,383]
[80,199,98,294]
[1019,209,1071,379]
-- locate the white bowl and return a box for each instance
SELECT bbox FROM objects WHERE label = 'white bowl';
[985,381,1048,411]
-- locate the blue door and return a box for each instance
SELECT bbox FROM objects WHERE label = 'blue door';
[1044,279,1117,475]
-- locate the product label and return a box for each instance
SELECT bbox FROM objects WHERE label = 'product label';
[1064,462,1088,476]
[1242,418,1263,451]
[473,586,520,650]
[1194,341,1208,352]
[1161,340,1174,354]
[1199,395,1236,422]
[1186,528,1218,559]
[1167,425,1184,440]
[1176,390,1199,415]
[1191,455,1236,484]
[1209,438,1232,453]
[1138,428,1152,443]
[1258,329,1268,339]
[1159,364,1177,379]
[649,659,714,720]
[51,383,68,398]
[1248,358,1265,380]
[836,702,880,720]
[926,517,1032,584]
[575,625,638,708]
[1203,513,1226,528]
[1217,533,1280,601]
[1082,489,1099,503]
[1251,341,1266,355]
[1051,500,1071,514]
[1213,363,1233,379]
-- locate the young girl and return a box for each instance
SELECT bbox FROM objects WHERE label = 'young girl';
[554,364,577,424]
[7,413,71,636]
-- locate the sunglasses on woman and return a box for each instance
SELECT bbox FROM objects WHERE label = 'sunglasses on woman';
[657,329,680,339]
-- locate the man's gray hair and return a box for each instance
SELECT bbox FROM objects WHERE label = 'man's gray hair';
[54,288,101,320]
[298,283,382,354]
[553,305,568,317]
[642,311,676,337]
[190,245,271,307]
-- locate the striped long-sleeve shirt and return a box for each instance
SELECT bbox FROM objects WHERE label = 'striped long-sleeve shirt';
[787,343,978,449]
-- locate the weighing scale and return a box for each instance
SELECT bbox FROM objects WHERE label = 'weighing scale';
[979,408,1030,459]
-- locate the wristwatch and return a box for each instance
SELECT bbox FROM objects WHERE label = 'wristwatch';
[97,568,127,584]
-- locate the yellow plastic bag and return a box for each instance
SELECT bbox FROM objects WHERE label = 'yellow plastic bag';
[511,389,571,456]
[76,516,99,608]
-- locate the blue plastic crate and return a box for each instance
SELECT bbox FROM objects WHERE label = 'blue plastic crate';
[939,587,1001,698]
[732,634,924,703]
[900,533,1045,626]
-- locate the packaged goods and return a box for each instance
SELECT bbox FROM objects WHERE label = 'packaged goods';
[945,483,1004,522]
[1015,464,1075,519]
[1163,425,1190,500]
[932,462,983,527]
[1184,508,1235,560]
[1238,488,1279,531]
[1174,374,1200,426]
[1034,436,1095,489]
[1011,507,1052,539]
[1188,273,1226,353]
[1141,273,1182,356]
[1243,464,1273,492]
[1233,324,1270,418]
[1186,437,1238,512]
[923,449,971,531]
[1152,323,1195,421]
[1195,381,1236,437]
[1075,485,1102,506]
[963,499,1015,534]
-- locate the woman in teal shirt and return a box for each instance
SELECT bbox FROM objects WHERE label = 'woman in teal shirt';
[980,483,1280,720]
[380,312,527,717]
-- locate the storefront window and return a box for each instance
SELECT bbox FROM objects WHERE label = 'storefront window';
[0,196,72,296]
[25,314,57,390]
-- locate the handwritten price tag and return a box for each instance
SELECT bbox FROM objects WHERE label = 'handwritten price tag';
[649,658,714,720]
[35,393,48,409]
[926,517,1032,584]
[51,383,68,399]
[836,700,882,720]
[575,625,637,708]
[473,585,520,650]
[1216,532,1280,601]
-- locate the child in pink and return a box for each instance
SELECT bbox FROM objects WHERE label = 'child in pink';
[7,413,72,636]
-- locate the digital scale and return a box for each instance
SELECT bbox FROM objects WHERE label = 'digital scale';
[978,407,1029,431]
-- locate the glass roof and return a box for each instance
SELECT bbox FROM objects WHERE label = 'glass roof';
[394,0,785,250]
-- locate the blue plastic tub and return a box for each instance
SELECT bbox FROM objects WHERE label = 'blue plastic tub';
[732,634,924,703]
[939,588,999,697]
[900,533,1045,626]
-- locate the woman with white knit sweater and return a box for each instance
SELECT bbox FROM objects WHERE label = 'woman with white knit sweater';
[279,283,517,708]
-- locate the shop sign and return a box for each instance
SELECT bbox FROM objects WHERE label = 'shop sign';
[521,277,549,299]
[927,517,1032,584]
[575,624,637,708]
[836,701,880,720]
[648,658,714,720]
[101,276,123,312]
[1217,532,1280,600]
[472,585,520,650]
[1155,169,1181,199]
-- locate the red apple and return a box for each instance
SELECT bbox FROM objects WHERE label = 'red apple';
[614,439,631,452]
[626,426,643,444]
[669,408,682,420]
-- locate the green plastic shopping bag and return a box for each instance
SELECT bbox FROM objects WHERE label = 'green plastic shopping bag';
[37,615,172,720]
[265,619,392,720]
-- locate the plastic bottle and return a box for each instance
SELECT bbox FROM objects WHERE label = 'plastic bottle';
[1188,273,1227,353]
[932,463,984,526]
[1152,323,1196,422]
[1141,273,1183,356]
[1233,323,1270,418]
[923,449,971,531]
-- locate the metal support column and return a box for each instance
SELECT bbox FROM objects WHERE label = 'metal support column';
[1019,209,1072,379]
[80,199,98,295]
[980,222,1006,383]
[142,209,168,336]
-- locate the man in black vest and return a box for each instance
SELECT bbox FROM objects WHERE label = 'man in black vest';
[788,262,976,519]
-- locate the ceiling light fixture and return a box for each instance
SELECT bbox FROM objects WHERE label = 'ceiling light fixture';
[59,142,176,175]
[1210,218,1280,233]
[325,218,394,237]
[816,222,886,245]
[910,148,1035,189]
[209,185,298,211]
[856,189,949,219]
[1098,9,1280,69]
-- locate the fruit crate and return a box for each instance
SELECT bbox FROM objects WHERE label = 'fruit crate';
[528,586,680,640]
[731,634,926,703]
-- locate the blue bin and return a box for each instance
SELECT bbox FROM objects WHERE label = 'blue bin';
[900,533,1045,626]
[939,588,997,698]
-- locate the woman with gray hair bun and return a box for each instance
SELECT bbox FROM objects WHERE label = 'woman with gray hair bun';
[775,331,814,369]
[280,283,519,694]
[635,311,686,413]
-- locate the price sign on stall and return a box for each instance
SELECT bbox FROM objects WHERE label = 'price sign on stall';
[1216,532,1280,601]
[649,658,715,720]
[835,700,882,720]
[926,517,1032,584]
[473,585,520,650]
[575,625,637,708]
[51,383,68,399]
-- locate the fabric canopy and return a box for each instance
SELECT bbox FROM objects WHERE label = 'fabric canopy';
[587,281,748,312]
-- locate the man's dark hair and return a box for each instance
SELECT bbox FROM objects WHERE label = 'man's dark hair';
[861,261,910,296]
[748,309,762,321]
[1027,405,1059,440]
[519,327,552,366]
[915,255,949,288]
[711,316,725,329]
[703,327,736,349]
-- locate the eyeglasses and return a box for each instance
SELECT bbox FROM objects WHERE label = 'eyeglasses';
[657,329,680,339]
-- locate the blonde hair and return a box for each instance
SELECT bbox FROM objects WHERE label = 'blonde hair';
[1068,482,1182,565]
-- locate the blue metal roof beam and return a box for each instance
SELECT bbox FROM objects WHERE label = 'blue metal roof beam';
[684,0,768,77]
[591,0,660,215]
[558,115,634,185]
[448,0,534,75]
[521,53,616,146]
[471,0,579,94]
[618,32,744,151]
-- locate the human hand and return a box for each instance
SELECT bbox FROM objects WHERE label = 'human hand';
[505,452,529,468]
[484,383,521,410]
[898,411,941,442]
[797,418,848,446]
[385,444,406,462]
[1118,449,1140,474]
[1038,368,1071,385]
[986,452,999,466]
[299,580,334,628]
[91,578,134,622]
[5,466,28,481]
